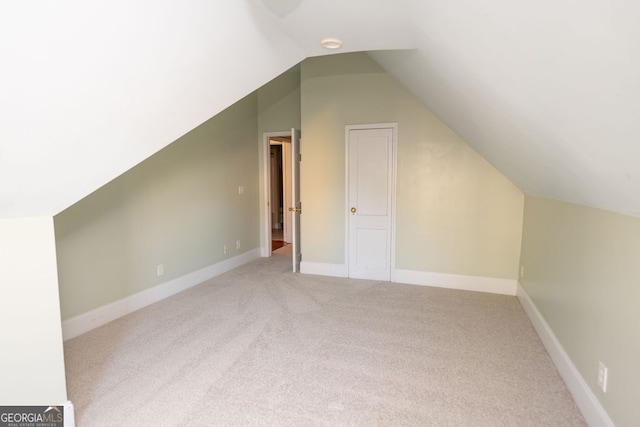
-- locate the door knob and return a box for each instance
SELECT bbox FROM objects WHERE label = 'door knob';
[350,207,357,213]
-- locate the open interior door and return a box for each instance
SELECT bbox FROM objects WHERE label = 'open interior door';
[290,128,302,272]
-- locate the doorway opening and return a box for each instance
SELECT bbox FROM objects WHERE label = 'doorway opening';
[262,129,302,272]
[269,137,292,255]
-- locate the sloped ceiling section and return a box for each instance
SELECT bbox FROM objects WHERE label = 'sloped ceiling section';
[1,0,639,218]
[0,1,306,218]
[370,0,640,217]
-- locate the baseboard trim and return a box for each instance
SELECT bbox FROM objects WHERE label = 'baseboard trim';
[395,269,517,295]
[300,261,347,277]
[62,249,261,341]
[516,282,614,427]
[63,400,75,427]
[298,264,517,296]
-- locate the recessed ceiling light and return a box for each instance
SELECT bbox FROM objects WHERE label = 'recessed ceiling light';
[320,38,344,49]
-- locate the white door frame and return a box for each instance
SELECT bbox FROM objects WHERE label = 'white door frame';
[261,130,292,257]
[344,123,398,281]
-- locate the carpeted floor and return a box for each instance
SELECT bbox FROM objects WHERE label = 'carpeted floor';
[64,254,586,426]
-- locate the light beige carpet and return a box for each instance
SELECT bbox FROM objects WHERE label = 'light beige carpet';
[64,254,586,426]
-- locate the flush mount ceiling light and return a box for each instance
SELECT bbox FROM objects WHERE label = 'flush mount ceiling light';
[320,38,344,49]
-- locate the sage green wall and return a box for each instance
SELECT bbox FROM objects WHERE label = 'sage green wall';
[257,67,301,249]
[520,196,640,426]
[55,94,260,319]
[258,66,301,133]
[300,53,524,279]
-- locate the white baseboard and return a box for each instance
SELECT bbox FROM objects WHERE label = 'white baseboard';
[300,261,347,277]
[63,400,75,427]
[517,282,614,427]
[62,249,261,341]
[299,263,516,296]
[395,269,517,295]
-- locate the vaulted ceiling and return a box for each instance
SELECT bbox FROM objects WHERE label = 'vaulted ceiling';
[2,0,638,218]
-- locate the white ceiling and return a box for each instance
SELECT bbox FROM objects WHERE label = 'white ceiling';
[1,0,639,218]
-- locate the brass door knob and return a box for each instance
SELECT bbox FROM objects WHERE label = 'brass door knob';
[350,207,357,213]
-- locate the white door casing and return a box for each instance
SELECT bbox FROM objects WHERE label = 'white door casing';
[346,124,397,280]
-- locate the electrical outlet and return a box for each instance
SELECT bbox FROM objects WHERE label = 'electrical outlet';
[238,186,244,195]
[157,264,164,277]
[236,240,241,249]
[597,361,608,393]
[224,245,229,254]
